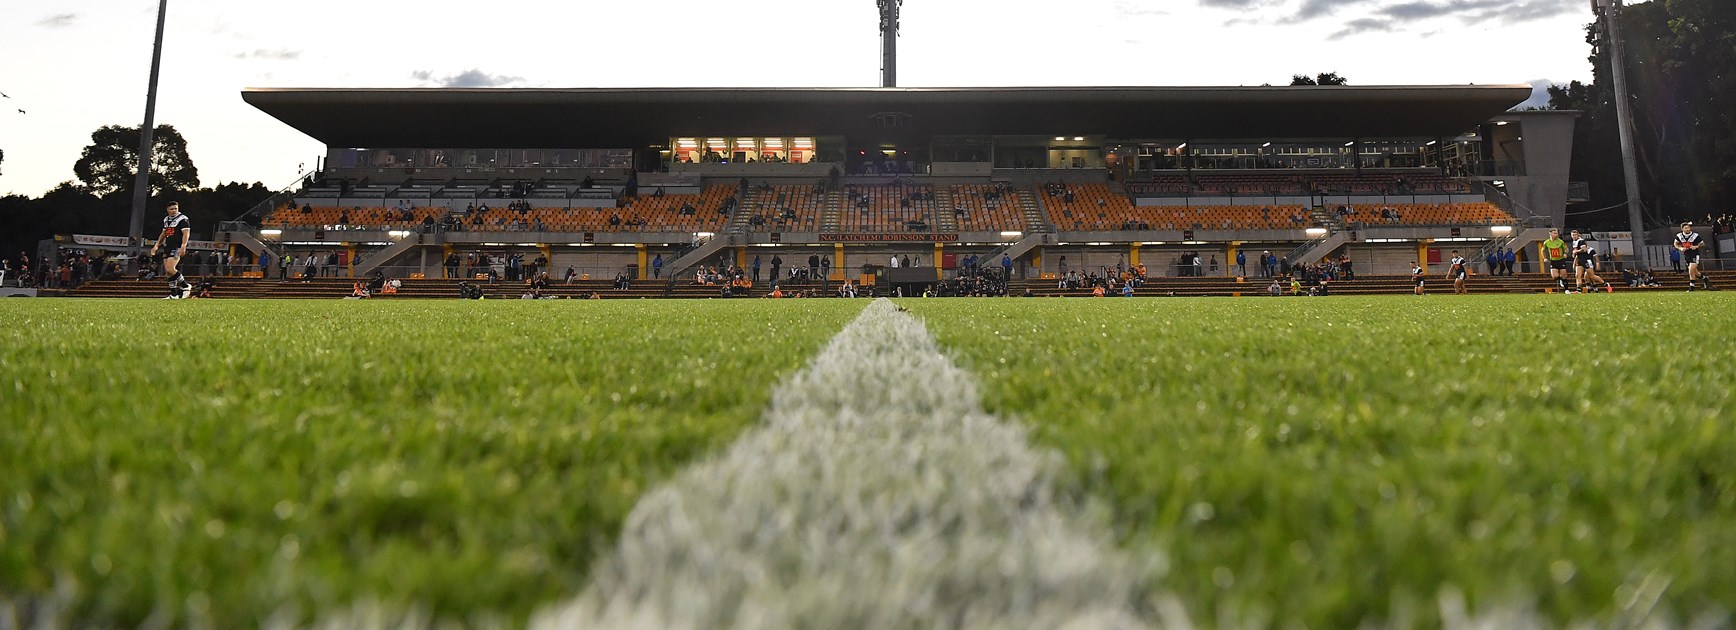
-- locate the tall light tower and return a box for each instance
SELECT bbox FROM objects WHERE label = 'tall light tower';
[1593,0,1648,267]
[878,0,902,87]
[128,0,171,253]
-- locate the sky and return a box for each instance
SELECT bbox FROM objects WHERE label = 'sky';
[0,0,1598,198]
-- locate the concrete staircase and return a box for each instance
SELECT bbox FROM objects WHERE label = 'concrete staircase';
[353,234,433,276]
[1017,189,1051,232]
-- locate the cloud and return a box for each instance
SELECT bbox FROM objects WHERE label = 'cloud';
[1197,0,1580,28]
[1328,17,1391,39]
[411,69,526,88]
[36,13,77,28]
[1196,0,1265,8]
[1515,78,1555,109]
[234,49,301,61]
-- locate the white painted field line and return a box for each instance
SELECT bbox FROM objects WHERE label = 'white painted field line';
[533,298,1167,629]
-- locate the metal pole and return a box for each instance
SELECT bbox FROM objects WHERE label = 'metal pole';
[1601,0,1648,267]
[878,0,900,87]
[128,0,170,254]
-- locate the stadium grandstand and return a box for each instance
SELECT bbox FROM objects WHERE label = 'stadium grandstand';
[61,85,1624,298]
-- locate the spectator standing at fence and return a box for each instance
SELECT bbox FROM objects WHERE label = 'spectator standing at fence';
[808,253,820,280]
[1001,254,1013,279]
[1669,245,1682,273]
[821,255,832,280]
[1236,250,1246,276]
[651,254,663,279]
[1503,248,1517,275]
[752,255,762,282]
[889,254,899,269]
[302,253,318,282]
[1486,251,1500,276]
[770,254,783,283]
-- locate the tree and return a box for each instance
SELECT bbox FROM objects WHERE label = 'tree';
[71,125,199,198]
[1549,0,1736,228]
[1289,72,1348,86]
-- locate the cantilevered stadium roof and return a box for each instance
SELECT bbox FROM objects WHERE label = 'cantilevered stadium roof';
[242,85,1533,148]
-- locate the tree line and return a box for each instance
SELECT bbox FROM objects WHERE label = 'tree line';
[1546,0,1736,229]
[0,125,272,258]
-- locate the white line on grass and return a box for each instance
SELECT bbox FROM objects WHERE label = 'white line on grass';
[533,298,1166,629]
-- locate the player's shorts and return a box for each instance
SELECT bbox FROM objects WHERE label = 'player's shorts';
[1577,258,1595,269]
[1681,250,1700,264]
[1414,278,1426,287]
[1453,271,1467,280]
[1548,258,1571,271]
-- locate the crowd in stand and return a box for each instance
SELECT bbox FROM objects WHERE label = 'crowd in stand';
[4,249,115,289]
[1705,213,1734,235]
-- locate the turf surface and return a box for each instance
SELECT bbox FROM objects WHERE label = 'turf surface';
[0,299,864,627]
[902,293,1736,626]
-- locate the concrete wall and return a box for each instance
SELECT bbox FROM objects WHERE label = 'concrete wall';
[1493,111,1577,226]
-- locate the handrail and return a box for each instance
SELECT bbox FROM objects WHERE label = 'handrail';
[235,171,322,226]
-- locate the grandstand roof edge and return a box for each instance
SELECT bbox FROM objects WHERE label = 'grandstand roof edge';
[241,85,1533,147]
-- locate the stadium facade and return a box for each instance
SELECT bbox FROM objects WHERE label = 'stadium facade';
[226,85,1577,281]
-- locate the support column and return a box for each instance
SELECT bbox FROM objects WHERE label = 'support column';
[443,243,455,280]
[636,244,649,280]
[1031,247,1042,276]
[737,246,748,270]
[934,242,945,281]
[1129,242,1141,268]
[345,243,357,278]
[1418,240,1432,270]
[1226,242,1239,278]
[834,243,845,281]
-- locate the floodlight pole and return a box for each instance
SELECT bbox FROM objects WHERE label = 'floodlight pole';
[1597,0,1647,267]
[878,0,901,87]
[128,0,170,254]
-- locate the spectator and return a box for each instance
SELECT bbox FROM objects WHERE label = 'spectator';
[1001,254,1013,278]
[769,254,783,283]
[821,255,832,280]
[651,253,663,279]
[752,255,762,282]
[1485,251,1499,276]
[1236,250,1246,276]
[1670,246,1682,272]
[808,253,820,280]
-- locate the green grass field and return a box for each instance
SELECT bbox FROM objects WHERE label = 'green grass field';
[3,295,1734,627]
[903,294,1736,626]
[0,299,863,626]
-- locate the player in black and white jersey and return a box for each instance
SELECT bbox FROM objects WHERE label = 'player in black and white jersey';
[1446,250,1469,294]
[1412,262,1425,295]
[1569,230,1612,294]
[149,201,192,299]
[1675,222,1712,291]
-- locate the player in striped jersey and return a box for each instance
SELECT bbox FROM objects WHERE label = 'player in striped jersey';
[1675,222,1712,291]
[149,201,192,299]
[1446,250,1469,294]
[1569,230,1611,294]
